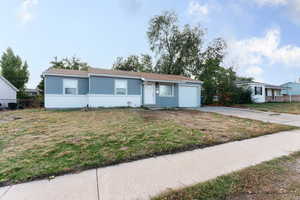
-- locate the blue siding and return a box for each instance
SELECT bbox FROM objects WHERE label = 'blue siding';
[128,79,142,95]
[45,76,89,95]
[90,76,114,94]
[45,76,63,94]
[281,82,300,95]
[89,76,141,95]
[155,83,179,107]
[78,78,89,94]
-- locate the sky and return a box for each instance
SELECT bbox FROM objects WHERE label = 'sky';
[1,0,300,88]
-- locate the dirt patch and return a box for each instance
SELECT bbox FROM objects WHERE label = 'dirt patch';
[139,109,291,143]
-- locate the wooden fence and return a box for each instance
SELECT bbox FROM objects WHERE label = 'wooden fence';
[266,95,300,103]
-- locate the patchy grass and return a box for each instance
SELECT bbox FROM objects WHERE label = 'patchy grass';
[0,109,295,186]
[236,102,300,114]
[153,152,300,200]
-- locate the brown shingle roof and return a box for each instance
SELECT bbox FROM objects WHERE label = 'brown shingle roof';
[43,67,201,83]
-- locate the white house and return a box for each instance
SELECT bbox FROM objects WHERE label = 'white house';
[236,81,284,103]
[0,76,18,108]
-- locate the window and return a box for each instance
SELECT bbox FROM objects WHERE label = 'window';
[115,80,127,95]
[159,84,173,97]
[63,79,78,95]
[254,86,262,95]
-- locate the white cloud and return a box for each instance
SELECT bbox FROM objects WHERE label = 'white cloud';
[249,0,300,24]
[18,0,38,24]
[188,1,209,17]
[226,28,300,81]
[253,0,288,6]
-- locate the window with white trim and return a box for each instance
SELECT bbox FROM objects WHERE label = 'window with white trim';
[159,84,173,97]
[63,79,78,95]
[115,80,127,95]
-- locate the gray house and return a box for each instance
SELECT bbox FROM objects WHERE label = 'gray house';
[42,67,202,109]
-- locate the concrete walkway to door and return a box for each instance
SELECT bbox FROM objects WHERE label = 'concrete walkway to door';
[1,129,300,200]
[199,106,300,127]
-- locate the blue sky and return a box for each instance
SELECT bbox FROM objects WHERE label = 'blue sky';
[1,0,300,88]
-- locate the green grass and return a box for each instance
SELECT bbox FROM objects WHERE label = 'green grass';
[236,102,300,114]
[0,109,296,186]
[153,152,300,200]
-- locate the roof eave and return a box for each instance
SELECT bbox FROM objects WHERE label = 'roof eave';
[0,76,19,92]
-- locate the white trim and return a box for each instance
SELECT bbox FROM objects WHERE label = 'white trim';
[89,73,141,80]
[88,94,140,97]
[63,79,78,95]
[114,79,128,96]
[143,78,202,84]
[43,73,88,78]
[0,76,19,91]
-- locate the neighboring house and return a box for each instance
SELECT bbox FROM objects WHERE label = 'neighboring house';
[25,88,39,97]
[42,68,202,109]
[236,81,284,103]
[281,82,300,95]
[0,76,18,108]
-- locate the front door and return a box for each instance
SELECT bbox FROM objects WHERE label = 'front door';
[144,84,155,105]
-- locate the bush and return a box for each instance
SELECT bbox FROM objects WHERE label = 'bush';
[217,86,253,106]
[8,103,17,110]
[233,87,253,104]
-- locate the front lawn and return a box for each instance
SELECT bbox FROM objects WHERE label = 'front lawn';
[153,152,300,200]
[0,109,295,185]
[236,102,300,114]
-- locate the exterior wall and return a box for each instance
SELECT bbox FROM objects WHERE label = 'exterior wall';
[0,77,17,107]
[249,84,266,103]
[89,76,141,95]
[45,76,89,95]
[45,95,88,108]
[45,75,142,108]
[155,83,179,107]
[266,88,273,97]
[281,82,300,95]
[88,95,141,107]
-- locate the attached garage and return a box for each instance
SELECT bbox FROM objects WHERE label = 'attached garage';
[179,85,201,107]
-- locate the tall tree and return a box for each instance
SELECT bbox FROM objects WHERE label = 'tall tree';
[0,48,29,92]
[50,56,89,71]
[147,11,204,76]
[193,38,227,104]
[112,54,154,72]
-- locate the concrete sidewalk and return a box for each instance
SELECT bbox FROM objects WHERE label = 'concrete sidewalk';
[1,129,300,200]
[199,106,300,127]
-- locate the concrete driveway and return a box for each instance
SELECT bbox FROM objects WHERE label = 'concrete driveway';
[199,106,300,127]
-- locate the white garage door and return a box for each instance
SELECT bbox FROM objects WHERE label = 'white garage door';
[179,85,199,107]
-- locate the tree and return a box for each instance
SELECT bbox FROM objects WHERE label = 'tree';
[193,38,227,104]
[0,48,29,94]
[37,79,44,96]
[50,56,89,71]
[112,54,154,72]
[147,11,204,76]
